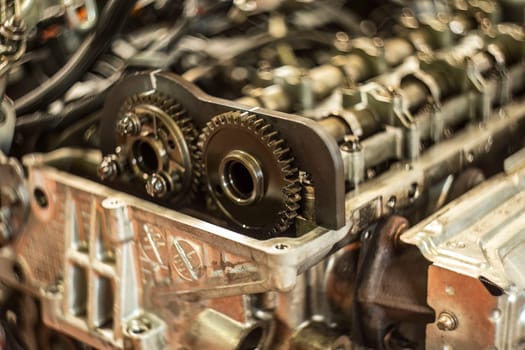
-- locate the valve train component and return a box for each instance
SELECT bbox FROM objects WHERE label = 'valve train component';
[2,0,525,349]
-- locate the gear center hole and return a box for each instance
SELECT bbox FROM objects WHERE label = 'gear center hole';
[134,140,160,173]
[227,161,254,199]
[219,150,264,206]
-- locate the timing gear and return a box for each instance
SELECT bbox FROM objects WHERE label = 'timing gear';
[101,92,199,204]
[198,111,301,235]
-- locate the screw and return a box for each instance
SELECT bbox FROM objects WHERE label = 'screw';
[437,312,458,331]
[116,112,141,136]
[97,155,119,181]
[145,173,169,198]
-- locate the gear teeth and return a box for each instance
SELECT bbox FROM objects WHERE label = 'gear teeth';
[244,114,257,125]
[268,139,285,149]
[274,147,290,158]
[258,123,272,134]
[262,130,279,141]
[199,110,302,235]
[278,157,294,166]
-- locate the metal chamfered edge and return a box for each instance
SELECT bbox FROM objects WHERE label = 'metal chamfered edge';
[23,148,352,292]
[99,70,345,230]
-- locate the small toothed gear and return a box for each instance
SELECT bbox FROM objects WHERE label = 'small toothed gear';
[198,110,301,235]
[104,92,199,204]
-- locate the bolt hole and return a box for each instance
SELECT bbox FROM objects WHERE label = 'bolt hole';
[408,183,419,201]
[167,139,176,150]
[387,196,396,209]
[274,243,288,250]
[33,187,48,208]
[12,263,24,283]
[134,140,160,173]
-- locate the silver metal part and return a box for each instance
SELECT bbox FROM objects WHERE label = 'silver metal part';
[402,149,525,290]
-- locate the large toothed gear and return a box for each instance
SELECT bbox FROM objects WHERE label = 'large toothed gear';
[198,111,301,235]
[103,92,199,204]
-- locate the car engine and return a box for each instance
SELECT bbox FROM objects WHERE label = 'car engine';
[1,0,525,349]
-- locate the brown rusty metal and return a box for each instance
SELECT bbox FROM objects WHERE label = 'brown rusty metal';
[426,265,497,350]
[325,242,361,321]
[352,216,433,349]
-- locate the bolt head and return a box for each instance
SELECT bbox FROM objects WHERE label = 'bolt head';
[97,156,119,181]
[437,312,458,331]
[116,113,141,136]
[145,173,169,198]
[340,135,362,152]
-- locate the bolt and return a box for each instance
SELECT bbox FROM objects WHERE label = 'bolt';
[116,112,141,136]
[340,135,362,153]
[97,155,119,181]
[127,318,151,336]
[437,312,458,331]
[145,173,169,198]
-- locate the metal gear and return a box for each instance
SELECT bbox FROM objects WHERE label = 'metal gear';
[198,111,301,235]
[102,91,199,204]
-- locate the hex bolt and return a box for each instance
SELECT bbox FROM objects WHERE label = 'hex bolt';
[97,155,120,181]
[437,312,458,331]
[145,172,170,198]
[116,112,141,136]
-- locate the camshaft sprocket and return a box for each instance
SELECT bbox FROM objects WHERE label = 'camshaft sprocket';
[106,91,199,204]
[198,111,301,235]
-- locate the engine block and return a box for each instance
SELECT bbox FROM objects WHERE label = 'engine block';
[1,0,525,349]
